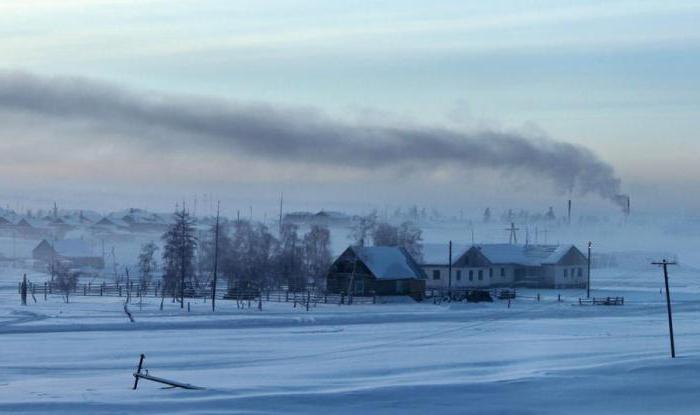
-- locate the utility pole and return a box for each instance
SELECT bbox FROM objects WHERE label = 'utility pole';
[448,241,452,297]
[180,207,186,309]
[211,201,220,312]
[587,241,592,299]
[279,193,284,237]
[505,222,520,244]
[652,259,677,358]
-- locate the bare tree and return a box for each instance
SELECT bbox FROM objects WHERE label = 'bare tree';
[349,212,377,247]
[397,221,423,261]
[137,241,159,288]
[54,263,77,303]
[372,221,423,261]
[372,222,399,246]
[303,225,332,289]
[277,222,304,291]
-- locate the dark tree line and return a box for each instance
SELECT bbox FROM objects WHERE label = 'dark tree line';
[177,217,333,294]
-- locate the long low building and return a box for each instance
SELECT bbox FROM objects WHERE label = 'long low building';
[421,243,587,290]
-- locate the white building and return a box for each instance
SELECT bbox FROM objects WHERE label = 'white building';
[420,243,587,291]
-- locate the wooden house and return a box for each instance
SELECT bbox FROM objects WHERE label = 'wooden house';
[326,246,427,300]
[32,239,105,269]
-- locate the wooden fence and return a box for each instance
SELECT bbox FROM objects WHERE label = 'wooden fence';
[19,280,377,306]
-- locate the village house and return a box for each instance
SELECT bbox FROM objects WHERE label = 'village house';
[420,243,588,291]
[32,239,105,270]
[326,246,427,300]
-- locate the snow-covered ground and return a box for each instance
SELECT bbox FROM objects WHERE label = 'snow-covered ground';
[1,263,700,414]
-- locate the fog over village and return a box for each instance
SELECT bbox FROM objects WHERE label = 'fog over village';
[1,1,700,414]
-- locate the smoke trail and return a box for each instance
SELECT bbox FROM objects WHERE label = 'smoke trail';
[0,70,627,208]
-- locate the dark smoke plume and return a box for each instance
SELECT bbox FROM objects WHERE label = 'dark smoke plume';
[0,70,627,208]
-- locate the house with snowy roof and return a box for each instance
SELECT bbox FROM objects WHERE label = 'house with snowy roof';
[32,239,105,269]
[421,243,587,290]
[326,246,427,300]
[14,217,50,237]
[114,208,170,232]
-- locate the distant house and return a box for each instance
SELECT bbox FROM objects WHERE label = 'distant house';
[14,217,49,237]
[92,216,130,230]
[0,216,13,228]
[117,208,170,232]
[420,243,587,290]
[284,210,353,226]
[326,246,427,300]
[32,239,105,269]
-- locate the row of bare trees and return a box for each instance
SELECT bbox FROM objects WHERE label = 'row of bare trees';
[349,212,424,261]
[138,208,334,305]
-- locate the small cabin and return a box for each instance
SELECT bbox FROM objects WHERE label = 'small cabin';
[326,246,427,300]
[32,239,105,269]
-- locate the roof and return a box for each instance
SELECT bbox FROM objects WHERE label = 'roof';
[52,239,96,258]
[471,244,578,266]
[421,243,470,265]
[351,246,426,280]
[418,243,581,267]
[94,216,130,227]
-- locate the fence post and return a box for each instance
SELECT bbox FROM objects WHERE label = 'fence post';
[44,282,47,300]
[187,302,190,312]
[84,285,87,296]
[508,299,511,308]
[119,286,122,297]
[537,293,540,302]
[285,291,289,302]
[340,292,345,305]
[557,294,561,302]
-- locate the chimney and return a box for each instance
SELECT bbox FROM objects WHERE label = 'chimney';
[567,199,572,225]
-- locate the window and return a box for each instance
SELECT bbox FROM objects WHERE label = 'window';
[578,268,583,277]
[354,279,364,293]
[456,270,462,281]
[469,270,474,281]
[500,268,506,277]
[489,268,493,278]
[478,270,483,281]
[564,269,568,277]
[432,270,441,280]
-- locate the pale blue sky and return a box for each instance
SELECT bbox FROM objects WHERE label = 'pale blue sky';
[0,0,698,213]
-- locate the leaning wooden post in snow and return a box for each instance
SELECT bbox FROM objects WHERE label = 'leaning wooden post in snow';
[653,259,678,358]
[133,354,145,390]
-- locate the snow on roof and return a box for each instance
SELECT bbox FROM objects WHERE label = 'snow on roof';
[419,243,580,267]
[52,239,96,258]
[421,243,470,265]
[95,216,130,227]
[352,246,426,280]
[16,217,48,228]
[315,210,350,219]
[472,244,578,266]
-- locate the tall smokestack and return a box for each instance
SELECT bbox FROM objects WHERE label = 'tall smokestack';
[568,199,572,225]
